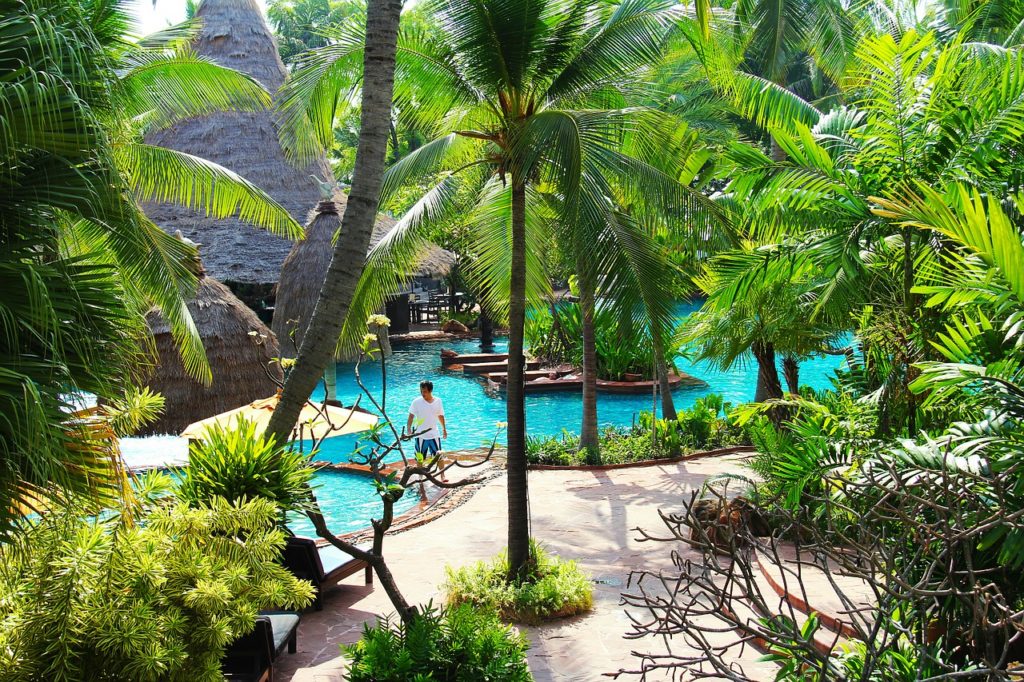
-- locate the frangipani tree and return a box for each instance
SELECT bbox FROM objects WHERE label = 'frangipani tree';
[277,0,718,577]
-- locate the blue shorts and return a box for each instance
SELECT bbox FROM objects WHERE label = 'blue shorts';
[416,438,441,456]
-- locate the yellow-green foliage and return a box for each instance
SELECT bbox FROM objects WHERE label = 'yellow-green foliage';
[176,417,316,513]
[0,483,314,681]
[444,541,593,624]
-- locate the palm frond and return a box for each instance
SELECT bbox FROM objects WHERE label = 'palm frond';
[116,143,303,240]
[118,49,271,131]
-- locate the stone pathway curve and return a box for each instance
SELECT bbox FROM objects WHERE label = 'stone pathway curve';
[279,454,775,681]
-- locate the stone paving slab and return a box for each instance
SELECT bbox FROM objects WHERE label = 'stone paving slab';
[278,455,776,682]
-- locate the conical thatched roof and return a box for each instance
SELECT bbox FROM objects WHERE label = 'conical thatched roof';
[273,199,456,347]
[142,266,284,436]
[142,0,332,286]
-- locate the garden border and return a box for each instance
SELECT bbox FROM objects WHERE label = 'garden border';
[526,445,754,471]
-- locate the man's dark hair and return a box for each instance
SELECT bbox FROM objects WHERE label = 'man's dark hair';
[420,380,434,392]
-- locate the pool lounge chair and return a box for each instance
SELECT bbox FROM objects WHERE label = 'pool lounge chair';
[222,611,300,682]
[282,536,373,610]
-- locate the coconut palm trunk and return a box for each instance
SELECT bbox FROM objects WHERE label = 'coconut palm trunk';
[653,331,677,420]
[265,0,402,443]
[577,264,599,455]
[782,355,799,395]
[507,180,531,580]
[752,340,784,402]
[479,307,494,348]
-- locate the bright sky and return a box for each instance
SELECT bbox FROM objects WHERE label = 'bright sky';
[128,0,269,38]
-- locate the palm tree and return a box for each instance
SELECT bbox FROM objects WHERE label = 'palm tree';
[274,0,715,576]
[682,255,841,402]
[0,0,303,532]
[673,0,858,171]
[263,0,403,457]
[706,29,1024,432]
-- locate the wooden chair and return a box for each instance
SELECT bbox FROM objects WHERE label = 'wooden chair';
[222,612,300,682]
[281,536,373,610]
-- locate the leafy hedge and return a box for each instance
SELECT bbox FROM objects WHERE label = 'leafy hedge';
[526,395,748,466]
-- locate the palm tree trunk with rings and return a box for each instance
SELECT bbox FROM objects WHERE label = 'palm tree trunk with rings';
[782,355,799,395]
[752,340,783,402]
[264,0,402,446]
[653,330,676,420]
[577,262,599,456]
[506,180,531,580]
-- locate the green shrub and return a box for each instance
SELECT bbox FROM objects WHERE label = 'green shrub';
[637,395,747,452]
[440,310,480,328]
[0,479,315,681]
[176,417,316,513]
[444,541,593,624]
[525,431,582,465]
[346,602,532,682]
[526,428,675,465]
[525,304,684,381]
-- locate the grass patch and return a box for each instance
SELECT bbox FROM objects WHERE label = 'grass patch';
[444,541,594,624]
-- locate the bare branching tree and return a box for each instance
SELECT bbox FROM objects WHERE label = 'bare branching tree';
[615,456,1024,681]
[271,320,499,622]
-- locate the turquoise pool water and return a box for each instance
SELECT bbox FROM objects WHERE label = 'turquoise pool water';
[308,300,848,462]
[287,468,419,537]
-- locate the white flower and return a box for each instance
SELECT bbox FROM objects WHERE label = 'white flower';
[362,333,378,346]
[367,314,391,329]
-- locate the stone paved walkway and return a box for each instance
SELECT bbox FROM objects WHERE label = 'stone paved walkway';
[278,454,775,681]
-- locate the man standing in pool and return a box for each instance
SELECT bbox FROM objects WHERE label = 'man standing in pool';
[407,380,447,466]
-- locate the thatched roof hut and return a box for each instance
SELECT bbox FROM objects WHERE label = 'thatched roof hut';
[142,0,333,288]
[273,199,456,351]
[142,252,284,436]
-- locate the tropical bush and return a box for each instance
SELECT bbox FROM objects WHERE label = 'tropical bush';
[525,304,680,381]
[526,396,746,466]
[445,542,593,624]
[526,428,668,466]
[345,603,532,682]
[639,395,747,453]
[0,477,314,681]
[175,418,317,514]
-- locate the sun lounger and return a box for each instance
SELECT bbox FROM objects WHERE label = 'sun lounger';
[281,536,373,610]
[222,611,300,682]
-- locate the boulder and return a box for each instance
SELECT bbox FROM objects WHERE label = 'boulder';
[441,319,470,334]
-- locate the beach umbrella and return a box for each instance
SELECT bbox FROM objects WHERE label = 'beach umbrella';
[179,393,378,441]
[142,245,284,435]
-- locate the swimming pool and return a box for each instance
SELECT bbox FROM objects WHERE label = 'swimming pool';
[308,300,848,462]
[287,468,420,537]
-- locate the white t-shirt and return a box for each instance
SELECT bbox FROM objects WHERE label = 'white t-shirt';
[409,396,445,441]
